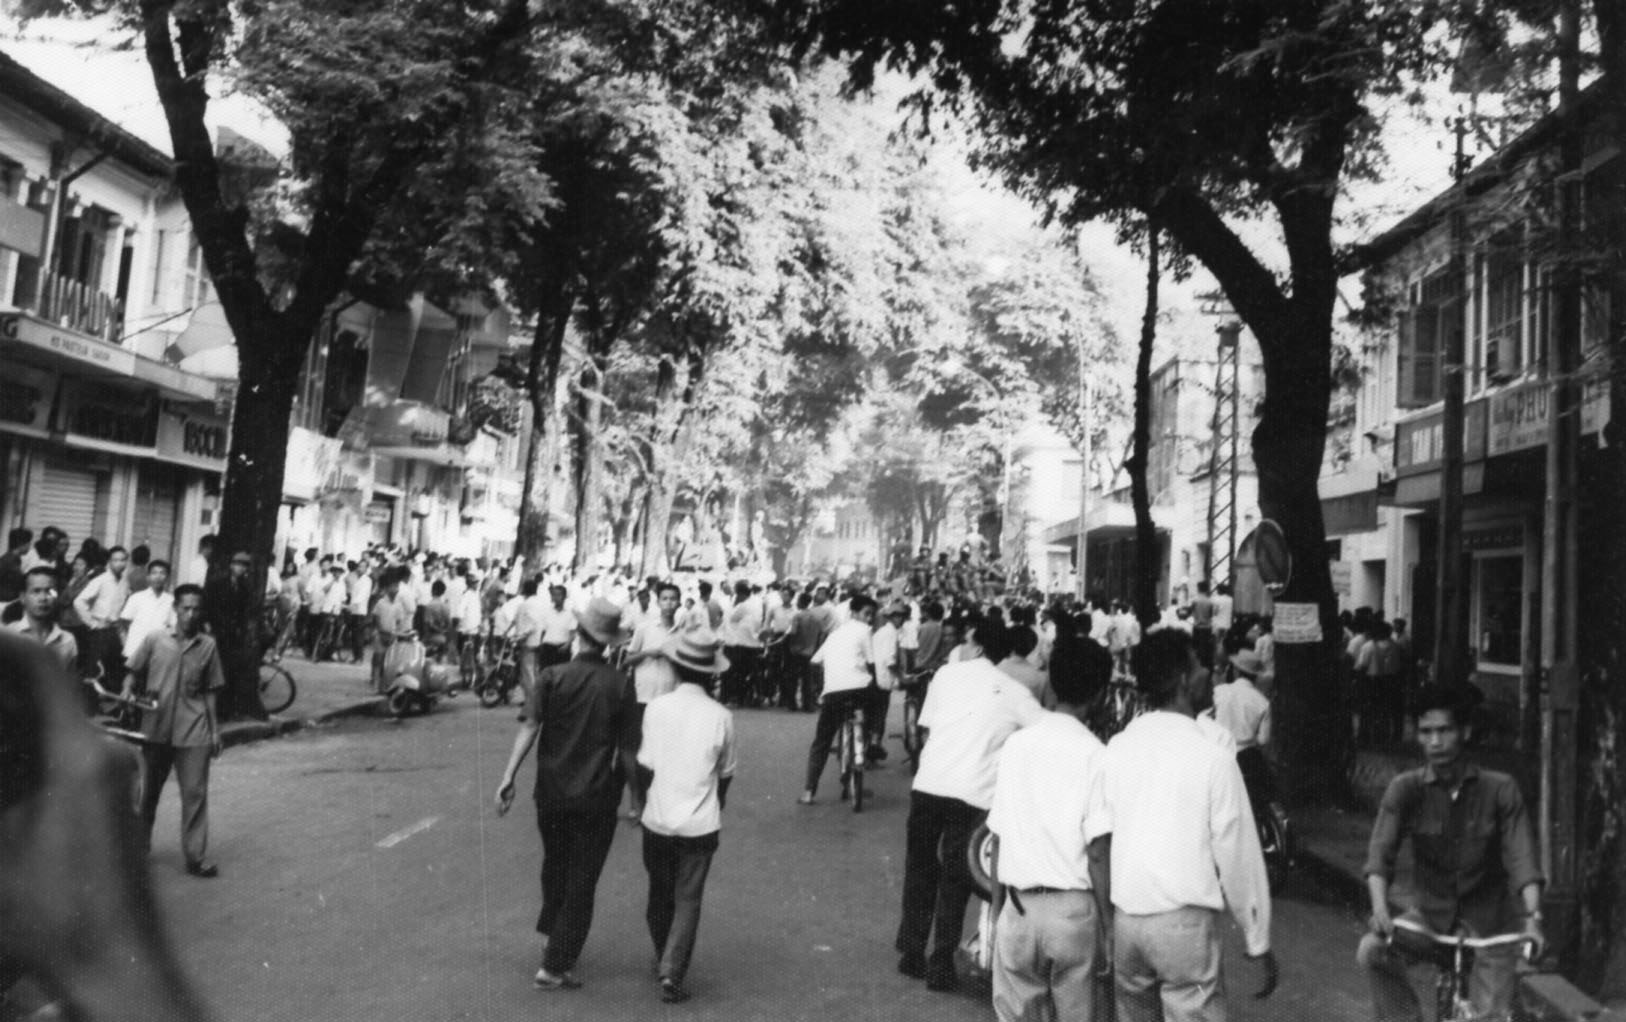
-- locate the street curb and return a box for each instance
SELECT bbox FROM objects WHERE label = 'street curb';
[219,698,384,749]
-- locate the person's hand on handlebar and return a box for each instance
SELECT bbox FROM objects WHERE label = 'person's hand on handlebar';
[1369,901,1395,939]
[1522,915,1546,961]
[0,632,214,1020]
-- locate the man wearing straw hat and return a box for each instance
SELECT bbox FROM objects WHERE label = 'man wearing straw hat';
[637,625,737,1004]
[495,596,636,991]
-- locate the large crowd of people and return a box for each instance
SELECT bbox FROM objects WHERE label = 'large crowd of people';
[1,520,1540,1021]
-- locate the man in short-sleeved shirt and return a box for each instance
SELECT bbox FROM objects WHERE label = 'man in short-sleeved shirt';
[637,628,737,1004]
[987,659,1110,1022]
[495,598,636,990]
[896,622,1043,991]
[1357,685,1543,1022]
[125,585,224,877]
[799,596,877,803]
[11,566,77,676]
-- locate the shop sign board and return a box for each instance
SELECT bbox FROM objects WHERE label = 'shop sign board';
[0,311,137,375]
[283,426,343,502]
[0,364,56,439]
[1395,399,1487,476]
[323,450,375,502]
[155,402,230,472]
[55,378,159,453]
[1488,377,1613,456]
[0,196,45,258]
[364,502,393,524]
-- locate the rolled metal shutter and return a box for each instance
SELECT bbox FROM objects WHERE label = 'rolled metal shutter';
[132,462,182,563]
[30,458,101,548]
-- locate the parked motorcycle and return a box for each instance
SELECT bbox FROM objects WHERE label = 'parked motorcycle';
[383,633,456,717]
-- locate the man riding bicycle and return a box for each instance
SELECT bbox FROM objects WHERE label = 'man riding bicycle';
[1357,683,1544,1022]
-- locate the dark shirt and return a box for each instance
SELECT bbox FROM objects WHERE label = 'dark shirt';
[0,550,23,602]
[524,651,637,813]
[914,619,946,674]
[1363,762,1542,934]
[786,609,824,658]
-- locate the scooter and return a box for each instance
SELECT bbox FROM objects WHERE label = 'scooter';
[384,632,456,717]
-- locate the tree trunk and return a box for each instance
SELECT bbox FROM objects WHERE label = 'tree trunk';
[1126,224,1162,628]
[217,325,306,574]
[1252,299,1341,803]
[637,352,705,576]
[571,357,608,574]
[517,295,571,567]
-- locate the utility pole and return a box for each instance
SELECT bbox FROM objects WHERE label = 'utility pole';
[1539,0,1582,970]
[1434,117,1469,687]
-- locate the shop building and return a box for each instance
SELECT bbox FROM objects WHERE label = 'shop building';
[0,51,230,564]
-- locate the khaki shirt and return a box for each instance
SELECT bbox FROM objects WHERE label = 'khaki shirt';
[129,629,224,748]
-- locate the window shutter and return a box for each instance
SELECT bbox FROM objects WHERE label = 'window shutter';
[1396,308,1419,408]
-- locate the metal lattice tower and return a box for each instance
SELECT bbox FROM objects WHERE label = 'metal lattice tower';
[1204,322,1243,587]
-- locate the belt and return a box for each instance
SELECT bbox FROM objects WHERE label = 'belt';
[1005,885,1088,916]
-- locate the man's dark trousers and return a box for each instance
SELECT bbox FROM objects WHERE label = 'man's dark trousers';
[895,790,986,978]
[803,688,872,796]
[140,744,212,866]
[535,807,618,973]
[642,829,718,986]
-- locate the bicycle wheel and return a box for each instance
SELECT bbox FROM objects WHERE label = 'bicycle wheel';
[1258,806,1291,894]
[849,714,866,813]
[966,821,996,900]
[258,662,297,715]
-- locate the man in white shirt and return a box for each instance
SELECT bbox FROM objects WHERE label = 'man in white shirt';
[120,559,175,661]
[1213,648,1275,813]
[1100,629,1277,1021]
[720,581,764,708]
[623,583,682,818]
[637,626,737,1005]
[347,564,374,662]
[895,621,1043,992]
[535,585,577,669]
[762,584,797,709]
[75,545,131,681]
[987,656,1110,1022]
[798,595,877,804]
[868,601,907,760]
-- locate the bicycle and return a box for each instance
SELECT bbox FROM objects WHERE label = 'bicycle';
[457,630,487,691]
[1389,917,1536,1021]
[963,821,1000,979]
[474,635,521,709]
[836,697,867,812]
[258,658,297,715]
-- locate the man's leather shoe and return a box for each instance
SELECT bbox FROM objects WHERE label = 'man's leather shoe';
[185,861,219,879]
[924,967,958,993]
[897,953,926,979]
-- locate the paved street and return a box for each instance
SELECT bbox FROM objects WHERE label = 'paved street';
[142,687,1373,1021]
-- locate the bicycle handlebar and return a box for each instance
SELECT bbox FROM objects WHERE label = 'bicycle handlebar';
[81,676,158,712]
[1391,918,1537,954]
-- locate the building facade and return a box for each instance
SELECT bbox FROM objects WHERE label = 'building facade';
[0,51,229,566]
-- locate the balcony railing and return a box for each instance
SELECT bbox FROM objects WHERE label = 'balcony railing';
[26,269,123,342]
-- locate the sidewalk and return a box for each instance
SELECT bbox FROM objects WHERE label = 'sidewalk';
[219,654,384,749]
[1293,748,1624,1022]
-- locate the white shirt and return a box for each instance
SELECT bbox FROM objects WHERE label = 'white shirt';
[1212,677,1271,750]
[1211,593,1234,631]
[638,683,737,838]
[812,619,874,696]
[119,588,174,659]
[871,622,901,690]
[349,573,373,615]
[73,570,129,629]
[455,589,483,634]
[1100,711,1271,955]
[180,553,210,588]
[723,595,765,649]
[628,618,678,704]
[987,713,1108,890]
[494,595,523,637]
[318,575,347,614]
[913,657,1044,808]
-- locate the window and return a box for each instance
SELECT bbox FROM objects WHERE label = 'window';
[1472,553,1523,668]
[1480,231,1523,380]
[183,233,212,308]
[1397,271,1458,408]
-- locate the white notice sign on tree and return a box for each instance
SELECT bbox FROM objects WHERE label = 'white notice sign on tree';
[1273,602,1324,645]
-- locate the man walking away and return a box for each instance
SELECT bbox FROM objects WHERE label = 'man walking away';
[1101,629,1277,1021]
[495,597,636,991]
[123,584,224,878]
[896,621,1043,992]
[988,654,1111,1021]
[798,595,877,804]
[637,626,737,1004]
[622,582,682,819]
